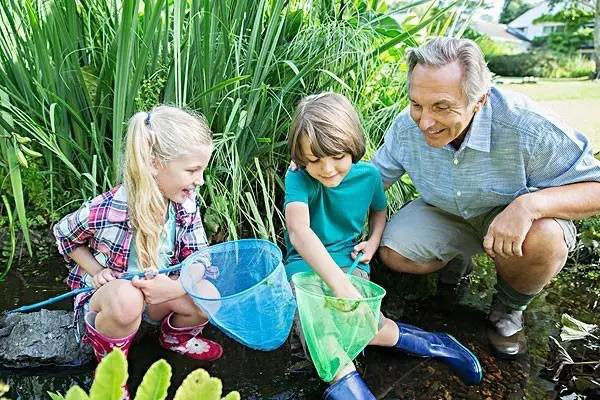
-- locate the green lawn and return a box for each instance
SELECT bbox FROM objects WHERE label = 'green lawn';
[497,79,600,151]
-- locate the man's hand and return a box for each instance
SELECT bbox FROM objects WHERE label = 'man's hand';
[483,197,536,259]
[351,240,378,263]
[91,269,120,289]
[131,274,185,304]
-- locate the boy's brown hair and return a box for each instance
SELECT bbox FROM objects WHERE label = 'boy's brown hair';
[288,92,365,167]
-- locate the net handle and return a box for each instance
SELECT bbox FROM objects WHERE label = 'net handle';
[345,252,363,276]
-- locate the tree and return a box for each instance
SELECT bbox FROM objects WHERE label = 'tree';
[499,0,534,24]
[547,0,599,78]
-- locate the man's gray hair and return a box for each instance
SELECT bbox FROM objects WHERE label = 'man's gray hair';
[406,37,492,105]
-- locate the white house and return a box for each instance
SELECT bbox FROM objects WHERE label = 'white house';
[507,1,568,41]
[471,20,531,52]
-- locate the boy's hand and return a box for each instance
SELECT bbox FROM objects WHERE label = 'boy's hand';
[351,240,378,263]
[92,269,120,289]
[332,280,363,300]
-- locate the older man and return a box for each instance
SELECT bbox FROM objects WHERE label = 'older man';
[372,37,600,359]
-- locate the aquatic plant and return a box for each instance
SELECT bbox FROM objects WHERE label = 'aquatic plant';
[0,381,10,400]
[47,348,239,400]
[0,0,459,271]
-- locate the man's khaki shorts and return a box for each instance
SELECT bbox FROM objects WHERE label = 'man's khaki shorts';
[381,198,577,265]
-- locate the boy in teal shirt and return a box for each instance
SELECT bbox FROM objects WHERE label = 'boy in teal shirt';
[284,92,483,400]
[284,161,387,278]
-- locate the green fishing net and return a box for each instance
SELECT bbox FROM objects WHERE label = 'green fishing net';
[292,271,386,382]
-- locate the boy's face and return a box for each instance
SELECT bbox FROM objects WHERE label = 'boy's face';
[154,144,212,203]
[300,137,352,188]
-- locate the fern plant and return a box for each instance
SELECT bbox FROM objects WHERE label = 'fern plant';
[47,349,239,400]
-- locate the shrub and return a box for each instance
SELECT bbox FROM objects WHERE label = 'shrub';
[487,51,594,78]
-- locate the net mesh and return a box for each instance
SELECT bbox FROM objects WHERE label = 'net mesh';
[292,271,385,381]
[180,239,296,351]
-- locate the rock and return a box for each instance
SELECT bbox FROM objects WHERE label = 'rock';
[0,309,93,368]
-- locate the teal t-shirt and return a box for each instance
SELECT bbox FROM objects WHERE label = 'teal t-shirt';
[284,161,387,278]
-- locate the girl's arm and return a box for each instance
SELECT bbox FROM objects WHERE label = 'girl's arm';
[351,208,387,263]
[54,200,117,288]
[286,202,362,299]
[69,247,118,288]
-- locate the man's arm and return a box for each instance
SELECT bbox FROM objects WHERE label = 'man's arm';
[518,181,600,221]
[285,202,361,298]
[483,181,600,259]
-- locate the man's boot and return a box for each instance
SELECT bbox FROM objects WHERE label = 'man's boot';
[486,300,528,359]
[322,371,376,400]
[439,256,473,285]
[395,322,483,385]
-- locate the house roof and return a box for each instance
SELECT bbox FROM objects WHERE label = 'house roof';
[471,20,530,44]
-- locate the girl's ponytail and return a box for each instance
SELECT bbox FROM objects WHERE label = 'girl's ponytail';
[122,106,212,271]
[123,112,166,271]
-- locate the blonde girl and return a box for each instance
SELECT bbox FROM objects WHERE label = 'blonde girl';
[54,106,222,370]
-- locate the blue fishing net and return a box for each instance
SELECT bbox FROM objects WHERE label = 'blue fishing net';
[179,239,296,351]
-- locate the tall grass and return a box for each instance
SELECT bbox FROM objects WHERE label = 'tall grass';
[0,0,465,269]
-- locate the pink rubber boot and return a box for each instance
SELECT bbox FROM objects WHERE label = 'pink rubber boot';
[84,311,137,400]
[159,312,223,361]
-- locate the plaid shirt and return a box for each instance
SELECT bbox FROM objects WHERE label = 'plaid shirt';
[53,184,209,290]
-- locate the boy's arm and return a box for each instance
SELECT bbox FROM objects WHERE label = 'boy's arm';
[351,208,387,263]
[286,202,362,299]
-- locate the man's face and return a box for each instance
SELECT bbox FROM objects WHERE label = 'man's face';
[409,61,482,148]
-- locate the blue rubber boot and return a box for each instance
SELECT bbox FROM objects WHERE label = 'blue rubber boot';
[395,322,483,385]
[322,371,376,400]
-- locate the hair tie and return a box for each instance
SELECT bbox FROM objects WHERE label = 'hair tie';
[144,112,151,126]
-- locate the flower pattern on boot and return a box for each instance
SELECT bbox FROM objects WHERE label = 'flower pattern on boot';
[159,312,223,361]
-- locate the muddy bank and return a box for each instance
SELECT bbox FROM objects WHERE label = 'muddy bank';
[1,255,598,399]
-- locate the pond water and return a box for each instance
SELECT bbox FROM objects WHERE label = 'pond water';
[1,254,598,399]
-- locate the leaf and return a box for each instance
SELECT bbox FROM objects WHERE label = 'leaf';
[89,348,127,400]
[19,144,43,157]
[173,369,221,400]
[222,392,241,400]
[560,313,598,342]
[14,143,28,168]
[0,383,10,397]
[47,393,67,400]
[64,386,91,400]
[133,359,172,400]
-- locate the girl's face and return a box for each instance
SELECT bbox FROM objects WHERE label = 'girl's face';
[154,144,212,203]
[300,137,352,188]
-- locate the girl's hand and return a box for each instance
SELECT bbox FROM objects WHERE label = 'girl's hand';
[131,274,185,304]
[351,240,378,263]
[91,268,120,289]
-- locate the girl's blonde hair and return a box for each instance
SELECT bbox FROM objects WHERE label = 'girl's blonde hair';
[123,105,212,271]
[288,92,365,167]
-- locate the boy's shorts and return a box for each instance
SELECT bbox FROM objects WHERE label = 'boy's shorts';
[381,197,577,265]
[289,267,385,361]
